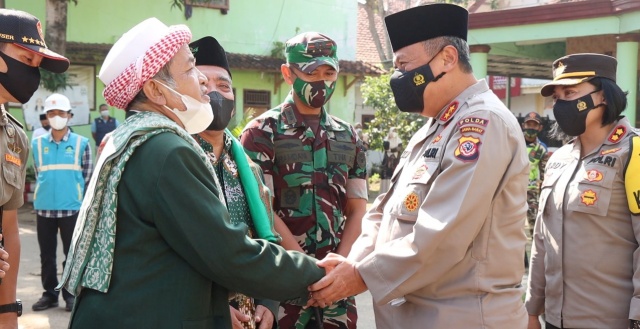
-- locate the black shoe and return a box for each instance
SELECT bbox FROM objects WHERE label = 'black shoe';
[32,296,58,311]
[65,297,75,312]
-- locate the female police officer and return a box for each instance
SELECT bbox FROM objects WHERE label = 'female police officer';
[525,53,640,329]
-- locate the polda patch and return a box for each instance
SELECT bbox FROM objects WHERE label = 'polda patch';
[458,117,489,127]
[460,126,485,135]
[454,135,481,162]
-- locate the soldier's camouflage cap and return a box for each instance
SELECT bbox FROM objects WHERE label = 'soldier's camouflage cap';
[285,32,339,74]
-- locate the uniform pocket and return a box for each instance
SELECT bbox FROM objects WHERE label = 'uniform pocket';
[567,166,615,217]
[2,157,23,190]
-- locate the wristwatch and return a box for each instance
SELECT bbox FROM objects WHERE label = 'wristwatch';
[0,299,22,317]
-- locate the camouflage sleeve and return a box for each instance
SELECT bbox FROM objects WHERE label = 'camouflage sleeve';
[346,126,368,200]
[539,150,550,182]
[350,126,368,181]
[240,122,276,177]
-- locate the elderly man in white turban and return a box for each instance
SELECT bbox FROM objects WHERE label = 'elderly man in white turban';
[59,18,324,329]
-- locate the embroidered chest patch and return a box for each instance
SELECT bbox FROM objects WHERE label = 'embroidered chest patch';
[581,189,598,206]
[403,192,420,212]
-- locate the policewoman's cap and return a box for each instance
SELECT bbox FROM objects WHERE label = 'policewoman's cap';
[540,53,617,97]
[285,32,339,74]
[523,112,542,124]
[190,36,232,78]
[385,4,468,52]
[0,9,70,73]
[99,18,191,109]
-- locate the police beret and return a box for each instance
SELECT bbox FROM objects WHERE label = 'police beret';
[540,53,617,97]
[190,36,232,78]
[384,4,469,52]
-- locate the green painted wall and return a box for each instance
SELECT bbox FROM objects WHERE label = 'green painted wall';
[5,0,359,164]
[7,0,357,59]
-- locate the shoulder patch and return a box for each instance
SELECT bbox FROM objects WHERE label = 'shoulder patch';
[608,125,627,143]
[460,126,485,135]
[6,112,24,129]
[454,135,481,162]
[458,117,489,128]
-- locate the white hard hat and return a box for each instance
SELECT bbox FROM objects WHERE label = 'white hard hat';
[44,93,72,112]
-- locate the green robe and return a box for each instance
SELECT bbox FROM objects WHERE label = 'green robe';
[69,132,323,328]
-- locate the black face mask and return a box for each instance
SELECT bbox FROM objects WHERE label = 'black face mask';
[389,52,445,113]
[43,125,51,131]
[206,91,235,131]
[553,89,604,136]
[0,51,41,104]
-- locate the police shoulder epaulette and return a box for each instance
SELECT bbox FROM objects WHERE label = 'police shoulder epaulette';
[624,134,640,215]
[6,111,24,129]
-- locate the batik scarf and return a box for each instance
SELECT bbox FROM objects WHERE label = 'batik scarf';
[59,111,222,295]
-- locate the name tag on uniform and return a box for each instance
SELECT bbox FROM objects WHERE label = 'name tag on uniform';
[5,153,21,167]
[275,140,312,165]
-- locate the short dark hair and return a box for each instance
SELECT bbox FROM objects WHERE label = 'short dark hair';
[125,58,176,111]
[0,42,6,51]
[423,36,473,73]
[99,103,108,109]
[588,77,628,126]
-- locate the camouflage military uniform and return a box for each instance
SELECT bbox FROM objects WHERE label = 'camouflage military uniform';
[526,139,548,235]
[241,93,367,329]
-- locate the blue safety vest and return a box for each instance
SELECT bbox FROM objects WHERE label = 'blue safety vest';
[32,133,88,211]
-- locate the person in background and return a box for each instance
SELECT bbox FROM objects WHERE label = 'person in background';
[59,18,325,329]
[241,31,368,329]
[31,113,50,140]
[91,103,119,146]
[308,4,529,328]
[190,35,304,329]
[0,8,70,327]
[31,93,92,313]
[522,111,548,236]
[526,53,640,329]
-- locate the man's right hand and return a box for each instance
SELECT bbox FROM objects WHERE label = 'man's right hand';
[527,314,542,329]
[230,305,251,329]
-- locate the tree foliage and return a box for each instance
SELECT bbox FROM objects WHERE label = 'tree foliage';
[361,73,426,151]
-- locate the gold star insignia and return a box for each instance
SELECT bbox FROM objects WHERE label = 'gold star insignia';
[22,36,28,42]
[29,37,35,43]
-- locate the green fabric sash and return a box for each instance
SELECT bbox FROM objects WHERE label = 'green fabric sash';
[225,129,280,243]
[59,111,222,295]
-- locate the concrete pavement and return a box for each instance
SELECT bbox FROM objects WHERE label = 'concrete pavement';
[13,204,531,329]
[13,205,377,329]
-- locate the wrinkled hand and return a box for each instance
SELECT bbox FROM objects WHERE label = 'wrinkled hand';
[229,305,251,329]
[527,315,542,329]
[254,305,274,329]
[306,253,367,308]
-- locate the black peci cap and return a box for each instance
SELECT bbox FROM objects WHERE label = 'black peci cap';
[0,9,70,73]
[189,36,231,78]
[540,53,617,97]
[384,4,469,52]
